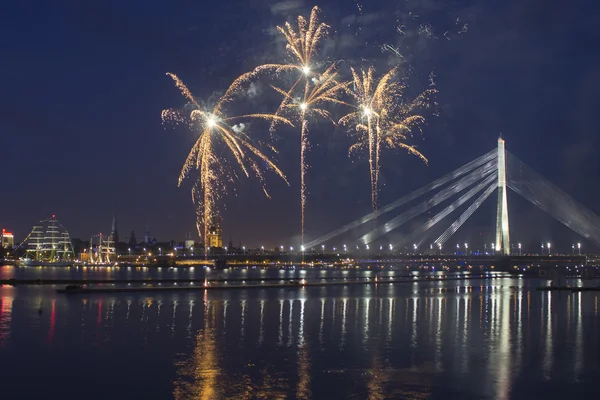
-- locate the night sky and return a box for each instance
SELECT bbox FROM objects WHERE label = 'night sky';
[2,0,599,251]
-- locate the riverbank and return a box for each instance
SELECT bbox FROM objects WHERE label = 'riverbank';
[55,274,517,294]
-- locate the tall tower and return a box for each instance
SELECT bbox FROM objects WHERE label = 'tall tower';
[110,213,119,245]
[495,138,510,255]
[144,223,150,244]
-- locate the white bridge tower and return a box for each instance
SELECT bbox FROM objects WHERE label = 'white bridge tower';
[495,137,510,255]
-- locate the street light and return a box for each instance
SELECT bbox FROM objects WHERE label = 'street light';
[243,246,246,255]
[413,243,417,254]
[438,243,442,255]
[128,247,131,261]
[547,242,551,255]
[321,244,325,254]
[456,243,460,255]
[159,247,162,256]
[518,243,521,256]
[578,242,581,255]
[261,246,264,255]
[572,244,575,255]
[343,244,347,253]
[465,243,468,255]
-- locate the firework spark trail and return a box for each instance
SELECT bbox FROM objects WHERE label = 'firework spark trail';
[246,6,349,246]
[340,66,434,214]
[272,63,351,244]
[163,73,292,245]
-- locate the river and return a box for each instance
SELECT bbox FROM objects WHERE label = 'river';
[0,270,597,399]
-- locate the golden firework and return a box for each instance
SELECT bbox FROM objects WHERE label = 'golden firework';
[206,7,334,246]
[272,64,351,245]
[341,66,435,211]
[163,73,292,245]
[251,6,349,246]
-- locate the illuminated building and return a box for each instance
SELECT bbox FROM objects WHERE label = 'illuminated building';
[206,224,223,248]
[1,229,14,249]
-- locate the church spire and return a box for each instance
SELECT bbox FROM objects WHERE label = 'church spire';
[110,213,119,245]
[144,222,150,244]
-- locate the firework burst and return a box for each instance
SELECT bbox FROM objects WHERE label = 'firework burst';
[163,72,292,245]
[272,64,351,244]
[340,66,435,212]
[252,6,351,246]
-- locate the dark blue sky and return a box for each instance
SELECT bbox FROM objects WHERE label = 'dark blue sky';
[1,0,599,251]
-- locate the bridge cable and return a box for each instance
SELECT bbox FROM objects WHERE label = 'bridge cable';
[359,160,497,244]
[507,152,600,246]
[304,149,497,249]
[434,182,497,247]
[395,177,497,249]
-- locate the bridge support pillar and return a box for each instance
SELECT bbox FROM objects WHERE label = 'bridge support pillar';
[495,138,511,255]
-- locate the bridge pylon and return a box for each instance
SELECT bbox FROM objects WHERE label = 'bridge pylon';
[495,137,510,255]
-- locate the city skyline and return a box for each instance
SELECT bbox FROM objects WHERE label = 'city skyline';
[2,0,598,248]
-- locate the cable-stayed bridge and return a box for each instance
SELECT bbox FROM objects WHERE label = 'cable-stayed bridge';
[303,138,600,258]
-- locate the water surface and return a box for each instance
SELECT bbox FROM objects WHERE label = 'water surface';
[0,276,598,399]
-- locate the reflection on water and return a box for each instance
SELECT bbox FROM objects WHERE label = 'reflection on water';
[0,279,599,399]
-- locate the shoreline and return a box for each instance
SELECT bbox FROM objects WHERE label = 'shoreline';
[55,274,518,294]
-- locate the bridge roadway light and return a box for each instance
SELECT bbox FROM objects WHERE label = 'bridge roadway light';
[572,244,575,255]
[518,243,521,256]
[465,243,468,255]
[243,246,246,255]
[322,244,325,253]
[547,242,551,255]
[578,242,581,255]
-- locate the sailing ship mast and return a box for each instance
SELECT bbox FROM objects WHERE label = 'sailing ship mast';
[22,215,75,262]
